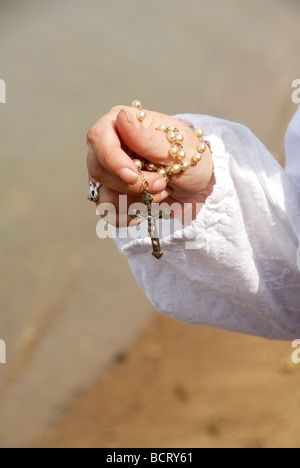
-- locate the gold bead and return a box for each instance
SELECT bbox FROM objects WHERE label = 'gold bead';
[177,149,186,160]
[198,142,206,153]
[169,145,179,158]
[132,100,142,109]
[146,163,157,172]
[176,133,184,144]
[181,161,190,171]
[133,159,143,170]
[194,128,204,138]
[167,132,176,142]
[171,164,181,174]
[138,110,146,122]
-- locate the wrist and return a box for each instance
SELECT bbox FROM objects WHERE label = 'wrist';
[198,147,215,200]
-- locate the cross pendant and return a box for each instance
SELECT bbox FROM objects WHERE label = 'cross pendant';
[130,192,171,260]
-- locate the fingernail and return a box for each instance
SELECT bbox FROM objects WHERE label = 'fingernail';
[153,178,167,192]
[120,109,140,127]
[119,167,139,185]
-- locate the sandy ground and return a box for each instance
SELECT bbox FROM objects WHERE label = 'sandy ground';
[33,315,300,449]
[0,0,300,448]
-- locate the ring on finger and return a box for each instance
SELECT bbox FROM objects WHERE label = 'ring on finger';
[88,181,101,203]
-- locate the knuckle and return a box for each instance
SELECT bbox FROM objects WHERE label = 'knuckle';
[86,127,98,146]
[143,130,160,158]
[87,122,104,146]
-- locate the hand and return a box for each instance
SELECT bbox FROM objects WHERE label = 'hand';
[87,105,214,227]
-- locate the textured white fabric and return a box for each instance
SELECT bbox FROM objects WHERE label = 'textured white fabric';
[112,109,300,340]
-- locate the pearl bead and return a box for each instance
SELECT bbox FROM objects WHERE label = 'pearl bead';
[157,168,167,176]
[167,126,176,133]
[181,161,190,171]
[194,128,204,138]
[177,149,186,160]
[146,163,157,172]
[158,124,167,132]
[167,132,176,142]
[176,133,184,144]
[198,143,206,153]
[132,100,142,109]
[171,164,181,174]
[133,159,143,170]
[192,153,202,164]
[138,110,146,122]
[169,146,179,158]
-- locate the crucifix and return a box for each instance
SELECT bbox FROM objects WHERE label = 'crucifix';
[130,191,171,260]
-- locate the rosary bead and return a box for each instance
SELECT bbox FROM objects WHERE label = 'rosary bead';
[158,124,167,132]
[132,100,142,109]
[192,153,202,164]
[167,132,177,142]
[138,110,146,122]
[167,126,176,132]
[194,128,204,138]
[146,163,157,172]
[177,149,186,160]
[169,145,179,158]
[181,161,190,171]
[157,168,167,176]
[133,159,143,170]
[171,164,181,174]
[175,133,184,144]
[198,142,206,153]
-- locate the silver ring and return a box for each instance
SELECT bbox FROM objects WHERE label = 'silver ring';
[88,181,101,203]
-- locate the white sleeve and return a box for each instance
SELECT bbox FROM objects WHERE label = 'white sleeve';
[111,111,300,341]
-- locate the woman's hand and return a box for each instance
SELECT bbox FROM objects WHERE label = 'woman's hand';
[87,105,214,227]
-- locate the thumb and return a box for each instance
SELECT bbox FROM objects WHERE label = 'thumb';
[116,109,171,165]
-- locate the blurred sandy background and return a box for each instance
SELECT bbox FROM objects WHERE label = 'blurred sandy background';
[0,0,299,448]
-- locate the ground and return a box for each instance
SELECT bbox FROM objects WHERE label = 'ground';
[33,315,300,449]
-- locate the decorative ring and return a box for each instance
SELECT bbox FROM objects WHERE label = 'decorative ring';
[88,181,101,203]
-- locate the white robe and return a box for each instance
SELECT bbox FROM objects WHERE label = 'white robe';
[112,107,300,340]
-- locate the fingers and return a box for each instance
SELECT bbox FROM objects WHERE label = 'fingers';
[96,186,172,228]
[87,116,139,185]
[87,109,171,189]
[87,148,167,195]
[116,109,173,165]
[98,185,172,207]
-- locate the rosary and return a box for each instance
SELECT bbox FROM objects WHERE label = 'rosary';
[126,100,207,260]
